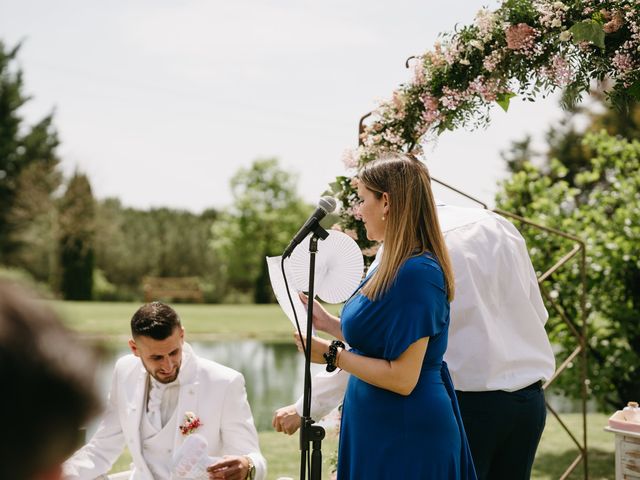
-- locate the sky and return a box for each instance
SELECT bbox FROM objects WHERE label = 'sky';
[0,0,567,212]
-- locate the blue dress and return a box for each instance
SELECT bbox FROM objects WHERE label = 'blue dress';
[338,253,476,479]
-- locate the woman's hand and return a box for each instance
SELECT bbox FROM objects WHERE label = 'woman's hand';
[298,293,342,339]
[294,332,331,364]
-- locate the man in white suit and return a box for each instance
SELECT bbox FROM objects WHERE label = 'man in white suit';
[64,302,266,480]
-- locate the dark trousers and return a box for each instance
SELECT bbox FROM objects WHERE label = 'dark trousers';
[456,382,546,480]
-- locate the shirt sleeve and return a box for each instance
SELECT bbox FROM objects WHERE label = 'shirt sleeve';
[383,257,449,360]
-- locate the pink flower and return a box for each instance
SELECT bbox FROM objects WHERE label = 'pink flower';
[412,59,426,85]
[612,52,635,75]
[425,42,447,68]
[468,76,505,102]
[361,244,380,257]
[344,229,358,240]
[604,13,625,34]
[505,23,538,52]
[420,94,441,124]
[542,55,575,86]
[392,92,406,116]
[381,128,404,147]
[351,203,363,221]
[475,8,497,40]
[345,203,363,221]
[440,87,468,111]
[482,50,502,72]
[341,149,359,169]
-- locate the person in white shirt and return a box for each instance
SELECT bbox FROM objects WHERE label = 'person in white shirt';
[273,205,555,480]
[64,302,266,480]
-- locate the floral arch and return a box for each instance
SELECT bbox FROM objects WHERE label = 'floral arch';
[331,0,639,251]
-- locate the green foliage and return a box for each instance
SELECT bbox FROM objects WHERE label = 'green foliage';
[93,199,223,302]
[497,131,640,408]
[570,20,606,49]
[58,173,95,300]
[0,266,54,298]
[211,158,312,303]
[0,42,62,262]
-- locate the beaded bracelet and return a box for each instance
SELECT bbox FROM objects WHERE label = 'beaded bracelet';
[323,340,345,372]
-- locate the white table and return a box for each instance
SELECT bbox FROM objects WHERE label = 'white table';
[605,426,640,479]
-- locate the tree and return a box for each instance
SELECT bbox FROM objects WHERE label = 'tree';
[4,116,62,283]
[0,42,61,261]
[58,173,95,300]
[212,158,312,303]
[497,129,640,409]
[93,200,223,301]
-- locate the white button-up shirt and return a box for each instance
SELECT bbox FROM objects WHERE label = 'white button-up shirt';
[295,205,556,418]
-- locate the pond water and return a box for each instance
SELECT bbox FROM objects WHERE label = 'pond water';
[89,339,592,436]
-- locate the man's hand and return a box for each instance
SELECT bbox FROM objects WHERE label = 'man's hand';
[272,404,302,435]
[207,455,249,480]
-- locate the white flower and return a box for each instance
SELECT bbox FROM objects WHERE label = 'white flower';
[559,30,572,42]
[469,40,484,50]
[551,19,562,28]
[460,58,471,65]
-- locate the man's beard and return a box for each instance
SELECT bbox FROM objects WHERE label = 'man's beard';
[144,362,181,384]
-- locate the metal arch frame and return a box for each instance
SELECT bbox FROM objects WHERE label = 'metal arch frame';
[357,112,590,479]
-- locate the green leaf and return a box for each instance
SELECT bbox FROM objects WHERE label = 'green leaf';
[628,81,640,101]
[496,92,517,112]
[569,20,605,49]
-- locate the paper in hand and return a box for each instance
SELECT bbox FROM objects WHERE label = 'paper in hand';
[266,256,314,336]
[172,433,220,479]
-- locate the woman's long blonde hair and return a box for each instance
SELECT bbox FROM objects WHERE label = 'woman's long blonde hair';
[359,153,455,302]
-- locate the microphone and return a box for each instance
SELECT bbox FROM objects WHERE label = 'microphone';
[282,196,337,259]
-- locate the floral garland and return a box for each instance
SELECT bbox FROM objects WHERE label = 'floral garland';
[330,0,640,252]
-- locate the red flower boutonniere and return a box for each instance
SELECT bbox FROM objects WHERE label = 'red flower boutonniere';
[179,411,203,436]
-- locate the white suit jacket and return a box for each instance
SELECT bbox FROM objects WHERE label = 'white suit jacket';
[63,343,266,480]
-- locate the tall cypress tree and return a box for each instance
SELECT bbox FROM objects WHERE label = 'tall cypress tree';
[58,173,95,300]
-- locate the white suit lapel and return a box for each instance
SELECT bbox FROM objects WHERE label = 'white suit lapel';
[125,366,149,473]
[173,343,200,450]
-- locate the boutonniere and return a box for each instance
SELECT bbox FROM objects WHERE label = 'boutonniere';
[179,411,203,436]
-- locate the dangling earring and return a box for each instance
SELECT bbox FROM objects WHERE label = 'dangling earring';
[382,216,386,221]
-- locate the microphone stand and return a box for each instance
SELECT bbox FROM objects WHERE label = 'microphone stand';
[298,222,329,480]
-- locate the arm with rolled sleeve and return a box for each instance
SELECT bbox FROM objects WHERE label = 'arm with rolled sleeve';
[220,374,267,480]
[294,368,350,419]
[62,365,126,480]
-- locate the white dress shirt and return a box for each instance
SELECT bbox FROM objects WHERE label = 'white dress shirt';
[147,376,180,429]
[295,205,556,419]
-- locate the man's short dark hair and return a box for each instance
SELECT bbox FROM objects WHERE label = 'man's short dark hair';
[0,281,99,480]
[131,301,182,340]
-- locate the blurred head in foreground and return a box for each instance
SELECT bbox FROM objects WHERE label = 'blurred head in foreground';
[0,280,99,480]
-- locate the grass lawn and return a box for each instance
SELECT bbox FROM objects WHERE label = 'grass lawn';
[53,301,335,342]
[108,414,613,479]
[533,412,614,479]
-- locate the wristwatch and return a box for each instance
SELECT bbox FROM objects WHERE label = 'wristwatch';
[244,455,256,480]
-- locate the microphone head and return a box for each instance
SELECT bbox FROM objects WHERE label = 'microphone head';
[318,196,337,214]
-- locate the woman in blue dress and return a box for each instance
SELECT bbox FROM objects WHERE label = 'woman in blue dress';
[297,153,476,479]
